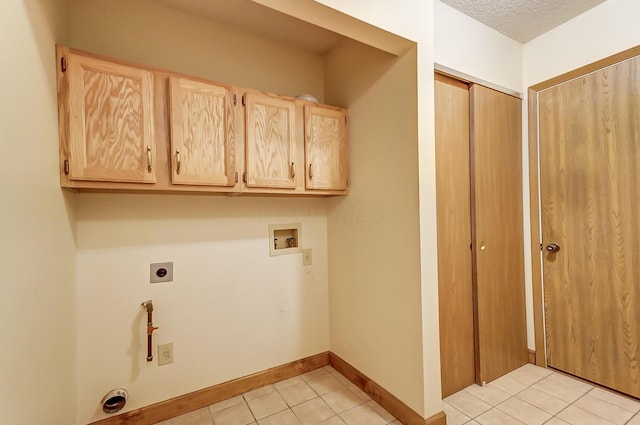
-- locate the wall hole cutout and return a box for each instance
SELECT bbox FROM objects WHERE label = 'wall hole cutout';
[269,223,302,256]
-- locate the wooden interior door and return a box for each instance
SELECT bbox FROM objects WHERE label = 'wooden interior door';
[169,76,235,186]
[244,92,296,189]
[538,56,640,397]
[67,52,156,183]
[435,74,475,397]
[471,84,528,384]
[304,105,348,191]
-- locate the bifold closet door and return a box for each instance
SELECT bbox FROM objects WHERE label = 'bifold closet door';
[470,84,528,384]
[435,73,475,397]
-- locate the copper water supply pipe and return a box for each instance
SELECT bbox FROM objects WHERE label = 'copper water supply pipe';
[141,300,158,362]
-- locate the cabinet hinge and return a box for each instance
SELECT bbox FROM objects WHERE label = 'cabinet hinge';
[235,171,238,183]
[345,115,347,125]
[242,171,247,183]
[470,242,473,251]
[63,159,69,175]
[233,94,237,106]
[60,57,67,73]
[242,95,246,106]
[540,243,543,252]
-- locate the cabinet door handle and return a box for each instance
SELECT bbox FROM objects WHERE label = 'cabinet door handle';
[308,163,313,180]
[176,149,181,175]
[291,162,295,179]
[146,146,152,173]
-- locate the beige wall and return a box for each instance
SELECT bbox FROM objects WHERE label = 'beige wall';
[261,0,441,417]
[324,40,426,415]
[69,0,325,99]
[284,0,442,417]
[75,195,329,423]
[524,0,640,86]
[0,0,77,424]
[70,1,331,422]
[434,0,524,93]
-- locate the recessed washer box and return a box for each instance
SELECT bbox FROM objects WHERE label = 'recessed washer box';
[269,223,301,256]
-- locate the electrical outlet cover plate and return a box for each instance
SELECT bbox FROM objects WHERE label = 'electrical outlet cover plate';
[302,249,312,266]
[150,262,173,283]
[158,343,174,366]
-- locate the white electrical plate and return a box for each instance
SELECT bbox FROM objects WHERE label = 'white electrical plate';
[302,249,312,266]
[158,343,174,366]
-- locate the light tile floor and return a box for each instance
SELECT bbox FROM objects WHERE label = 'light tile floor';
[154,366,402,425]
[444,363,640,425]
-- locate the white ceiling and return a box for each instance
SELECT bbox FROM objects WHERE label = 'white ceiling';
[439,0,607,43]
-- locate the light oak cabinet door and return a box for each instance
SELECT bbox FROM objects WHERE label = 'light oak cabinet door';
[244,92,296,189]
[169,76,236,186]
[66,52,156,183]
[304,105,348,191]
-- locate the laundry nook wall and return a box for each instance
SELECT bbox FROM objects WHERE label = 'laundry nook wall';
[76,194,330,423]
[70,1,332,422]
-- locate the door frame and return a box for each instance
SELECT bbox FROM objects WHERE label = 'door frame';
[527,44,640,368]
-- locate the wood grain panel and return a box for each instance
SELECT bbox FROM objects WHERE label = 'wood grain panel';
[434,73,475,397]
[57,46,348,196]
[68,52,155,183]
[304,105,348,191]
[471,84,528,383]
[169,77,235,186]
[245,92,296,189]
[539,55,640,397]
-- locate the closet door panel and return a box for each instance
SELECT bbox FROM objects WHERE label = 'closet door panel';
[471,84,528,383]
[435,73,475,397]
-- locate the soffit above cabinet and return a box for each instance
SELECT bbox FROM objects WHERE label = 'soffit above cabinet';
[155,0,341,54]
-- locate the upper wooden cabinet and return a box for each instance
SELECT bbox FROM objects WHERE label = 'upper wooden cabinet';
[244,92,296,189]
[56,46,348,196]
[304,105,348,191]
[169,76,236,186]
[61,49,156,183]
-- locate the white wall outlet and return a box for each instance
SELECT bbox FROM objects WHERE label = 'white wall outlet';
[302,249,312,266]
[158,343,174,366]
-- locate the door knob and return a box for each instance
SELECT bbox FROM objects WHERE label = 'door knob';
[546,243,560,253]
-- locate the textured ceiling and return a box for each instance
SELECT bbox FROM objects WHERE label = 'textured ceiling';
[439,0,607,42]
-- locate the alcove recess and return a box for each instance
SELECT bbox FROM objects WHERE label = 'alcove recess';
[59,0,414,198]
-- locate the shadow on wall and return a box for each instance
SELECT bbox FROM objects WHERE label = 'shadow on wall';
[24,0,70,96]
[73,193,330,249]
